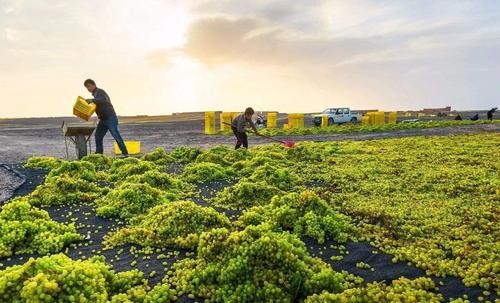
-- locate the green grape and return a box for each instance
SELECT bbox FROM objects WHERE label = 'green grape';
[104,201,230,249]
[0,254,147,302]
[24,156,61,170]
[0,199,82,258]
[181,162,234,183]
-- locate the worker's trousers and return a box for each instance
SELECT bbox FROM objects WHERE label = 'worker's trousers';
[95,115,128,155]
[232,127,248,149]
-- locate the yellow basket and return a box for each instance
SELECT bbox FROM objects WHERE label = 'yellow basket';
[114,141,141,155]
[73,96,96,121]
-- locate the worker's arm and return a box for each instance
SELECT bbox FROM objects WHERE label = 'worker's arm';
[86,89,108,106]
[247,117,258,133]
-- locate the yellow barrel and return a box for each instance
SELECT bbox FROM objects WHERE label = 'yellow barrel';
[418,112,425,117]
[376,111,385,124]
[388,112,397,124]
[73,96,96,121]
[205,111,216,135]
[114,141,141,155]
[362,115,370,124]
[283,123,290,129]
[321,115,329,128]
[220,112,232,131]
[267,112,277,128]
[288,113,304,128]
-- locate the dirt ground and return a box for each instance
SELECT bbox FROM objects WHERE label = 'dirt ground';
[0,116,499,164]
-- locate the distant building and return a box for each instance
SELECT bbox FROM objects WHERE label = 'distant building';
[422,106,451,113]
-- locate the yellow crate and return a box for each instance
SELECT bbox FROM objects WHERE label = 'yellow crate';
[73,96,96,121]
[114,141,141,155]
[288,113,304,128]
[321,115,329,128]
[220,112,233,131]
[388,112,397,124]
[205,111,216,135]
[267,112,277,128]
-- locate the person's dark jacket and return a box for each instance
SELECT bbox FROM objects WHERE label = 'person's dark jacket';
[87,88,116,120]
[231,114,257,133]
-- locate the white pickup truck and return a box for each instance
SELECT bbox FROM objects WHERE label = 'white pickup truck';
[312,108,362,126]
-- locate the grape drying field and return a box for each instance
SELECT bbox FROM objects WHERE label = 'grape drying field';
[0,133,498,302]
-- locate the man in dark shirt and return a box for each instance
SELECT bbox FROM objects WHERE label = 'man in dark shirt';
[84,79,128,156]
[231,107,258,149]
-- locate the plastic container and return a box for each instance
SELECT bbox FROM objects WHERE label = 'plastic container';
[362,116,371,124]
[220,112,232,131]
[114,141,141,155]
[288,113,304,128]
[73,96,96,121]
[321,115,329,128]
[205,111,216,135]
[267,112,277,128]
[388,112,397,124]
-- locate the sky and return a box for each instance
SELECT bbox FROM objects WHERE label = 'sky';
[0,0,499,118]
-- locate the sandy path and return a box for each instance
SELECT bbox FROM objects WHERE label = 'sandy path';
[0,121,498,164]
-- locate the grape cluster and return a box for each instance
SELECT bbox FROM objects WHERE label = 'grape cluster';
[0,254,146,303]
[104,201,230,249]
[304,277,443,302]
[213,180,282,210]
[0,199,82,257]
[95,182,174,219]
[168,224,360,302]
[142,147,174,165]
[29,174,103,206]
[24,156,61,170]
[246,163,301,190]
[237,191,354,243]
[81,153,114,171]
[169,146,202,164]
[107,158,158,182]
[119,170,194,196]
[181,162,234,183]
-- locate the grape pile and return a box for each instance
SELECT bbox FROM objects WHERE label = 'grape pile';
[212,180,282,210]
[28,161,103,206]
[256,119,494,137]
[237,191,354,243]
[181,162,234,183]
[142,147,174,166]
[23,156,61,170]
[194,145,252,166]
[0,254,147,303]
[119,170,195,196]
[304,277,443,302]
[246,163,302,190]
[81,153,114,171]
[168,224,361,302]
[105,201,230,249]
[169,146,202,164]
[0,199,81,257]
[107,157,158,182]
[95,182,174,219]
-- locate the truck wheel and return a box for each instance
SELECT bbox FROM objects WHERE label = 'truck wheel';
[350,117,358,124]
[328,118,334,126]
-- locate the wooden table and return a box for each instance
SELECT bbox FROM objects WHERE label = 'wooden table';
[62,121,96,159]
